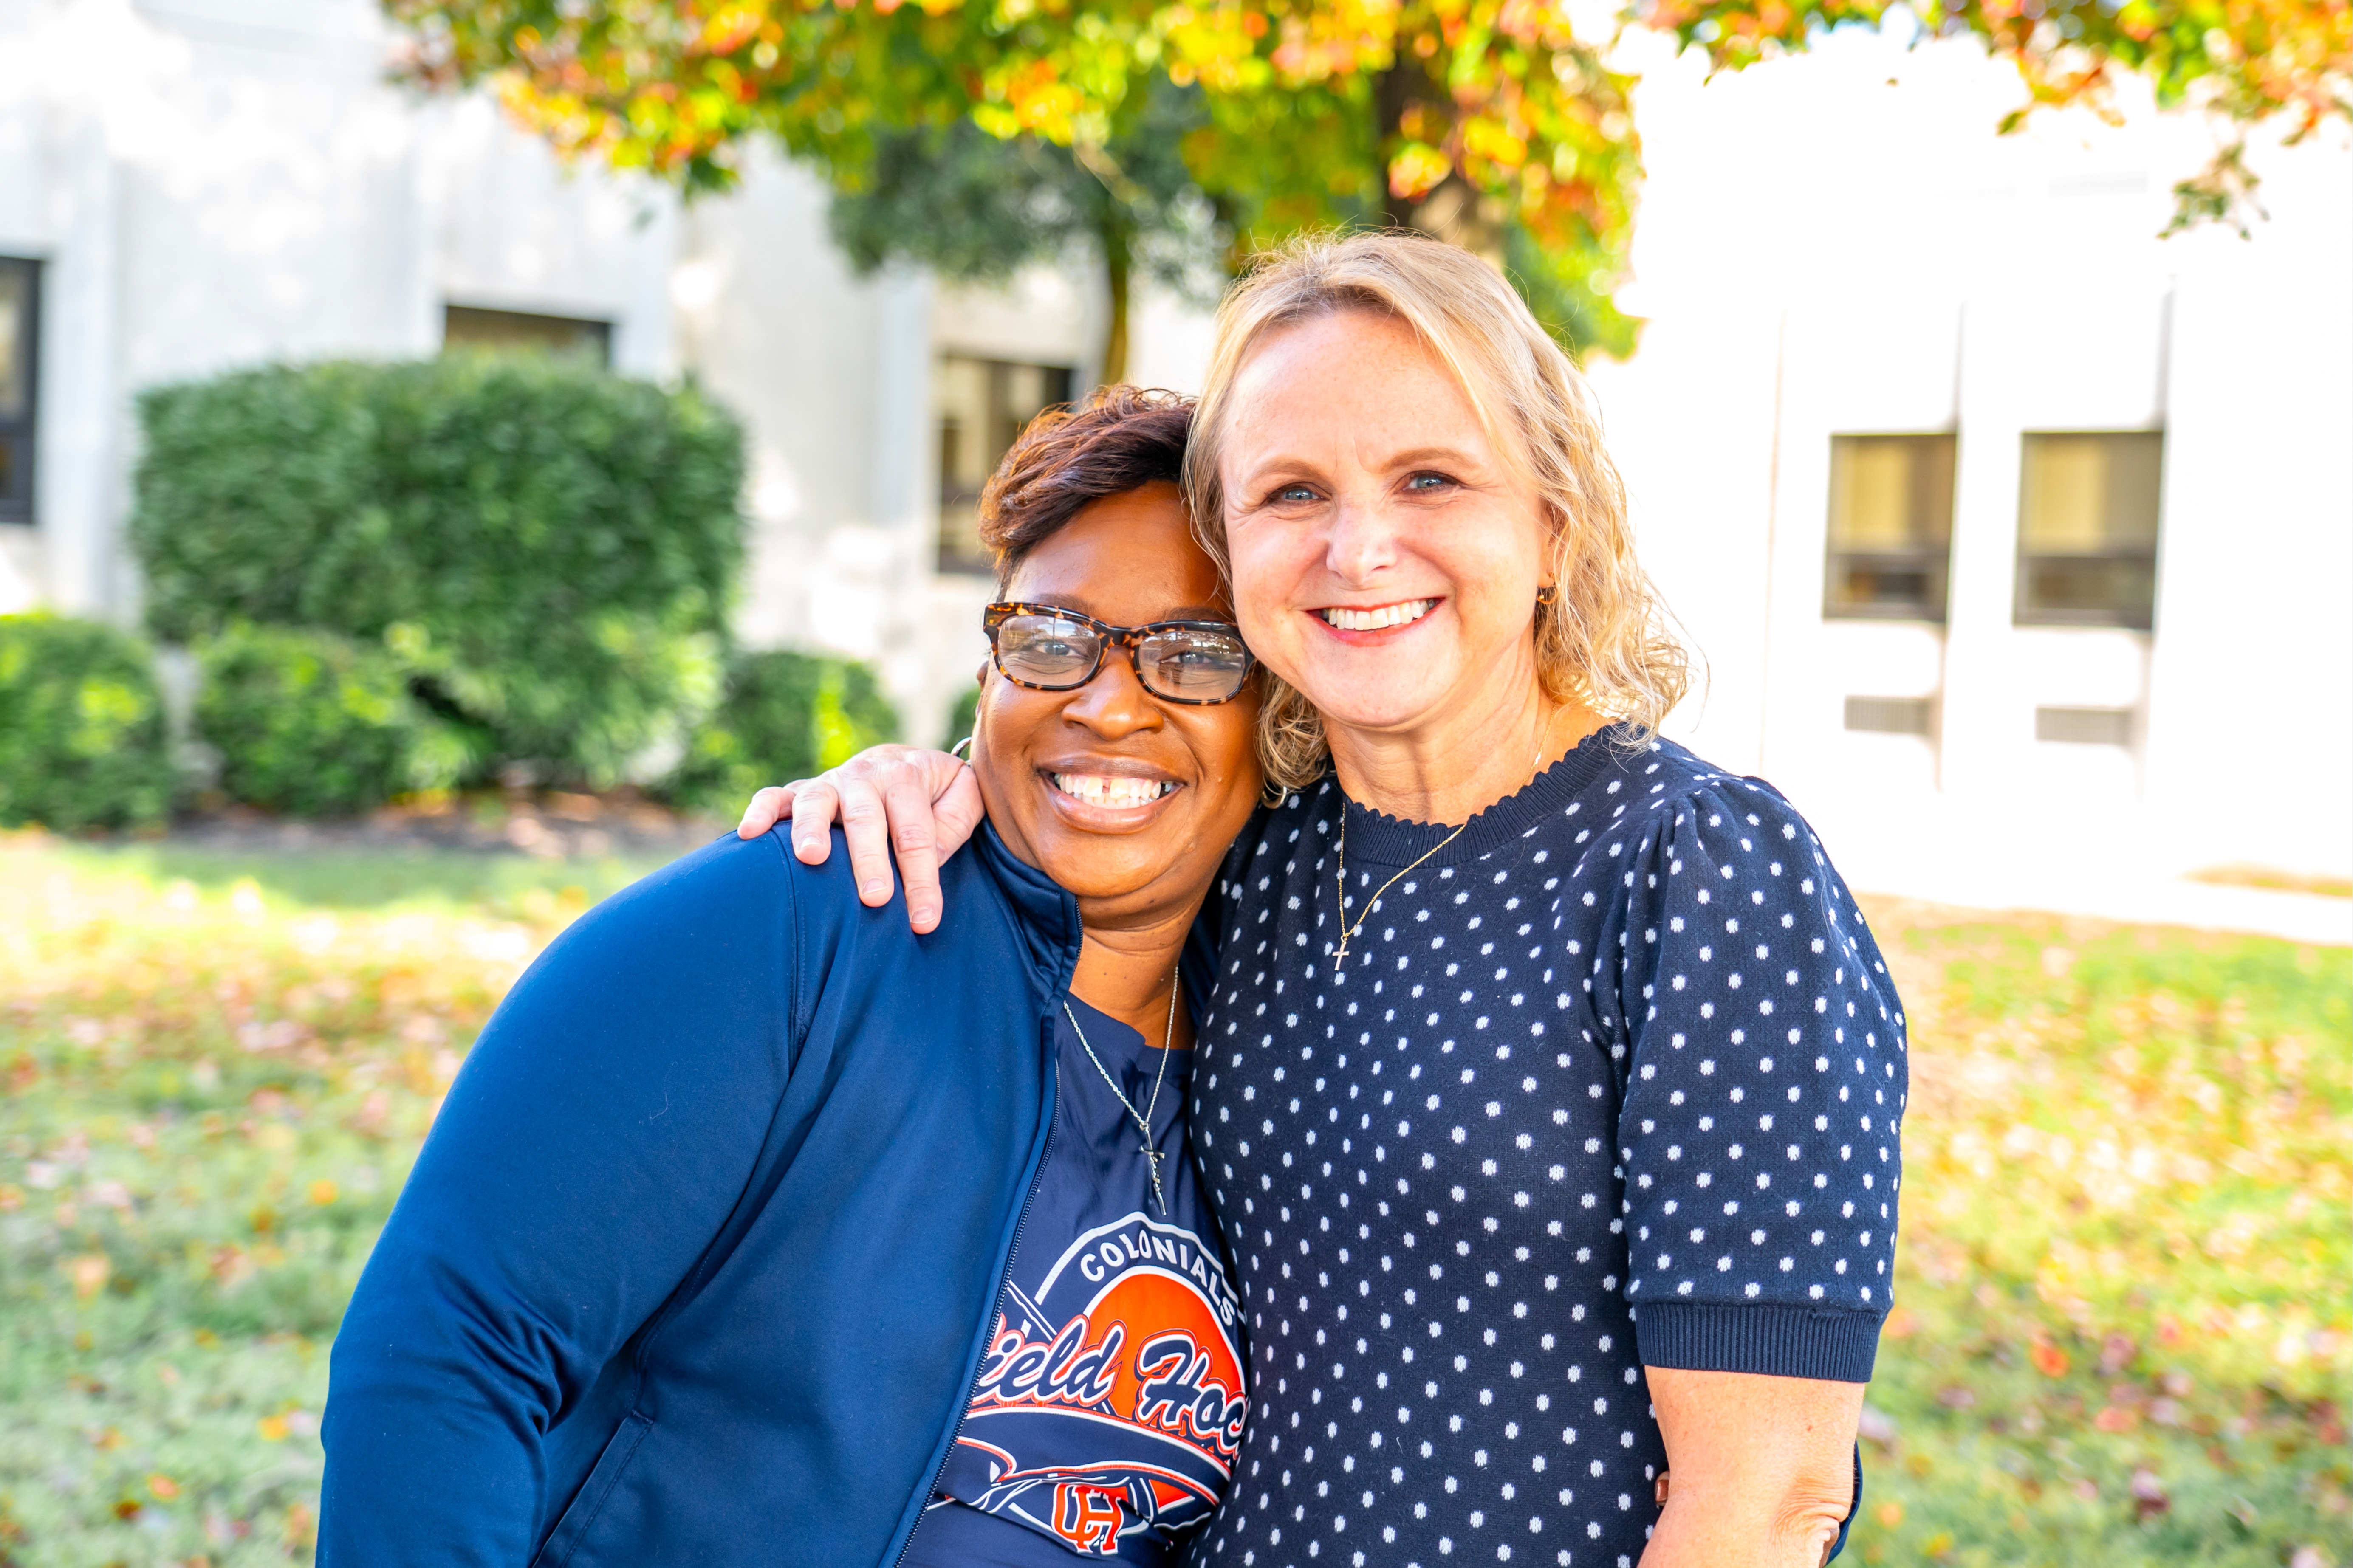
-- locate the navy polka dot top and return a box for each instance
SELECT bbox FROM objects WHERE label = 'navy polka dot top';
[1184,729,1908,1568]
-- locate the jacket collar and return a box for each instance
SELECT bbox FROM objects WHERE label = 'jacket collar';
[971,820,1084,1007]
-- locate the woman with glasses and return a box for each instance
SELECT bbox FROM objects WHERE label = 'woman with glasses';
[320,389,1267,1568]
[740,232,1906,1568]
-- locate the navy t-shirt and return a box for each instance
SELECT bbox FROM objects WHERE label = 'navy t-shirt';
[902,997,1246,1565]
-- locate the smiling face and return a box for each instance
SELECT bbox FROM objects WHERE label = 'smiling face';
[1217,307,1553,744]
[973,482,1264,927]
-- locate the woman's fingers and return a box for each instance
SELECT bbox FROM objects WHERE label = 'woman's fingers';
[835,774,898,905]
[737,784,798,842]
[880,764,944,930]
[733,747,980,929]
[884,753,983,933]
[788,780,840,866]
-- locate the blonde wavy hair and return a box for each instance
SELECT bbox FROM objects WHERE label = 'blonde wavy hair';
[1183,230,1690,794]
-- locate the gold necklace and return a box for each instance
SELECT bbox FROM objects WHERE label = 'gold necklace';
[1062,964,1182,1215]
[1330,701,1566,975]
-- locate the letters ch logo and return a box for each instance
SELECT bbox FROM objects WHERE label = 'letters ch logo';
[1052,1483,1127,1555]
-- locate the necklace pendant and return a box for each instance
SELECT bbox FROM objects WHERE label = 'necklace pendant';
[1143,1147,1168,1215]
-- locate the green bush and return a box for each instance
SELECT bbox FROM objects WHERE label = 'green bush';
[195,624,469,817]
[670,651,900,818]
[0,613,174,831]
[130,355,746,785]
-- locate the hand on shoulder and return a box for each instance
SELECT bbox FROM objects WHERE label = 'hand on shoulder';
[734,745,984,933]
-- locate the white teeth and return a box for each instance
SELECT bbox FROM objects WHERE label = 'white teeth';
[1051,773,1174,809]
[1319,598,1436,632]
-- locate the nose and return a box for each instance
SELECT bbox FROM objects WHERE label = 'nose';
[1060,644,1164,738]
[1321,488,1402,586]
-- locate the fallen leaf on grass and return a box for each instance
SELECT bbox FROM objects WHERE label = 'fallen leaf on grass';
[65,1253,110,1301]
[2031,1338,2070,1377]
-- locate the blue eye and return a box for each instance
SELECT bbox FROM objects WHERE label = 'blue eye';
[1405,472,1452,492]
[1274,484,1319,504]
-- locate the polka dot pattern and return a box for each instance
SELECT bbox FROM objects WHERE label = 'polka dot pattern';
[1184,736,1907,1568]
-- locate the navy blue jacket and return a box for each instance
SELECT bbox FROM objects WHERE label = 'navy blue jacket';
[321,824,1145,1567]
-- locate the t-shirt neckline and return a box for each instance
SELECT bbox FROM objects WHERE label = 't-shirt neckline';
[1064,994,1193,1079]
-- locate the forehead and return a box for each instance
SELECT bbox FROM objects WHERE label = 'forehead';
[1221,307,1518,471]
[1004,483,1226,615]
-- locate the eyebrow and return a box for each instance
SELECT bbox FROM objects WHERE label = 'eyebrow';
[1378,445,1486,471]
[1234,442,1491,484]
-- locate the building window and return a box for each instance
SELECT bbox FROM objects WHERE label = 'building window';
[0,257,38,525]
[1823,434,1955,622]
[1844,696,1935,736]
[443,304,613,365]
[2014,431,2163,630]
[935,355,1074,576]
[2035,705,2135,746]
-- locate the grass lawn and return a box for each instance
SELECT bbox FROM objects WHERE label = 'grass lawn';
[2,832,2346,1566]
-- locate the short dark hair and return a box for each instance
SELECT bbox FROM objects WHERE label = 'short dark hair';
[977,385,1195,591]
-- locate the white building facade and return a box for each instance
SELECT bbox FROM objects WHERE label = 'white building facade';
[3,0,2347,894]
[1589,24,2353,897]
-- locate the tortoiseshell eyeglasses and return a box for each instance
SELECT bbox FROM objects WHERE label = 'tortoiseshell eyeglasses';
[983,602,1256,705]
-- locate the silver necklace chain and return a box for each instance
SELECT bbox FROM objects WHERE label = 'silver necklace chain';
[1063,965,1181,1215]
[1333,702,1566,975]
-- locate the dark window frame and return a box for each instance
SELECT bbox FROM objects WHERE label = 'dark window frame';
[2012,429,2164,632]
[936,355,1075,578]
[1822,432,1956,625]
[0,255,40,527]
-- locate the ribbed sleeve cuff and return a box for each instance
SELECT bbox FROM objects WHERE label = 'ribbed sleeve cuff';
[1635,1303,1884,1383]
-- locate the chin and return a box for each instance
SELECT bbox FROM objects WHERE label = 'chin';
[1034,848,1169,902]
[1288,661,1457,734]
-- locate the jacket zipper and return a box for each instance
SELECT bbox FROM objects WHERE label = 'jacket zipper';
[885,1021,1061,1568]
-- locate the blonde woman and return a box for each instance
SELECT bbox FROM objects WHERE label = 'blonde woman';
[745,234,1905,1568]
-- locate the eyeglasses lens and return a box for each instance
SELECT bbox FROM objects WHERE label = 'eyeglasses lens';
[1138,627,1251,702]
[996,615,1104,688]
